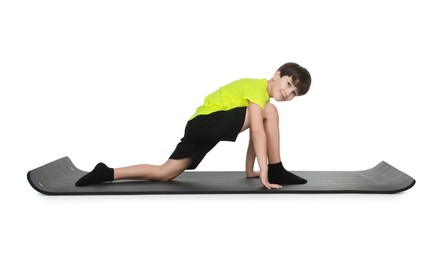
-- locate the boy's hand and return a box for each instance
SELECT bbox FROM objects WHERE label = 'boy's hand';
[260,172,283,190]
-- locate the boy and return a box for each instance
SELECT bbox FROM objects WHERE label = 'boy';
[76,62,311,189]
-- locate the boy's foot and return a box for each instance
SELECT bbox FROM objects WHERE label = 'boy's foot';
[268,162,307,184]
[75,162,114,186]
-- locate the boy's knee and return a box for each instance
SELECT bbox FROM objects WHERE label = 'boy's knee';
[156,160,188,181]
[156,169,180,182]
[156,170,179,182]
[158,175,176,182]
[264,103,278,118]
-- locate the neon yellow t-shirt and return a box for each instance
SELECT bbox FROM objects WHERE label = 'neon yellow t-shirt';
[189,78,270,121]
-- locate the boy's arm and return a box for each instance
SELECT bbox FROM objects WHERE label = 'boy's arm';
[248,102,281,189]
[245,133,259,177]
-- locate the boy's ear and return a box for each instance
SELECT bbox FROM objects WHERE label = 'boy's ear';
[273,71,281,80]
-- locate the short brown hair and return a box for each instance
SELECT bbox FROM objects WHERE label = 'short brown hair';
[278,62,311,96]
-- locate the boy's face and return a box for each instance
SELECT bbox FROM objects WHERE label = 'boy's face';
[271,71,299,102]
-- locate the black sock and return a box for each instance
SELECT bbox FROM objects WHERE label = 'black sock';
[268,162,307,185]
[75,162,114,186]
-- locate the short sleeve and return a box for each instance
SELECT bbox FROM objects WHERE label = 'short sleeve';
[244,82,269,109]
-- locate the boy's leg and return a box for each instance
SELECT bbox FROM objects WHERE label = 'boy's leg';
[76,158,192,186]
[262,103,281,164]
[240,103,281,163]
[114,158,192,181]
[242,103,307,184]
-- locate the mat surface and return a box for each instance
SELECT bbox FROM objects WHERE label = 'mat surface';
[27,157,415,195]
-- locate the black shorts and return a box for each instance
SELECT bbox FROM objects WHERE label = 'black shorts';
[169,106,247,169]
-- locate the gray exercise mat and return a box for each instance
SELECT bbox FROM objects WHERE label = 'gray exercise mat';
[27,157,415,195]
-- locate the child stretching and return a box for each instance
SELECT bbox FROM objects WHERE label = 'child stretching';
[76,62,311,189]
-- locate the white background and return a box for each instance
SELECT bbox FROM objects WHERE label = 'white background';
[1,0,442,259]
